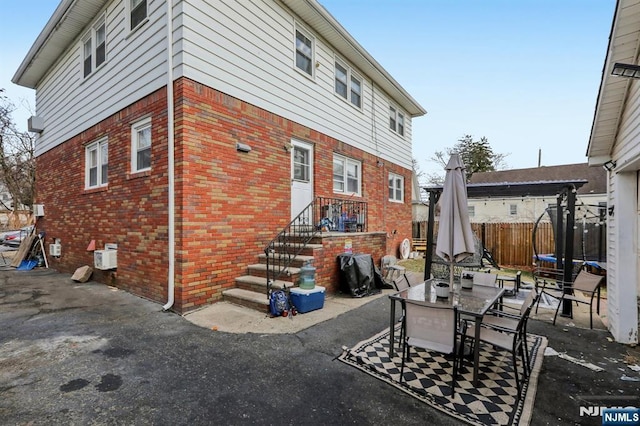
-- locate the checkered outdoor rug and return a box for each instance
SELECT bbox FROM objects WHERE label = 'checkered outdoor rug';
[338,325,547,425]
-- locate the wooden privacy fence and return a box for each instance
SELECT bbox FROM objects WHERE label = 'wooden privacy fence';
[412,221,555,269]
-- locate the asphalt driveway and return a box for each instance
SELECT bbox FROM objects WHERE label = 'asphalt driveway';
[1,268,639,425]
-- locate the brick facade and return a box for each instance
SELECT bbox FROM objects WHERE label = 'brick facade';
[36,77,412,313]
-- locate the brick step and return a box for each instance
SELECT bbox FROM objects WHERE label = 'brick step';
[222,288,269,313]
[269,242,322,256]
[246,263,301,280]
[235,275,296,293]
[257,253,315,267]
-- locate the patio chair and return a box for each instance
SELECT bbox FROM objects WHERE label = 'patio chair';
[552,270,605,329]
[405,272,424,287]
[533,266,564,313]
[391,275,412,350]
[381,255,406,284]
[460,301,533,397]
[400,300,462,396]
[473,271,498,287]
[482,289,538,373]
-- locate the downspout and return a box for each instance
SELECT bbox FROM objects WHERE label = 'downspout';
[163,0,175,311]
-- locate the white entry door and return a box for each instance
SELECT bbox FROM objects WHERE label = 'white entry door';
[291,139,314,220]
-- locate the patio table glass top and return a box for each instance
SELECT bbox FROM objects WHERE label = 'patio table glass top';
[390,279,504,317]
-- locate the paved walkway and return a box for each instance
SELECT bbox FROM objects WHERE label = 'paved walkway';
[1,267,638,425]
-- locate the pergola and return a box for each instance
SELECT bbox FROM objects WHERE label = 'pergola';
[422,179,587,316]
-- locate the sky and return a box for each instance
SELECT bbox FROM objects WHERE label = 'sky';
[1,1,616,180]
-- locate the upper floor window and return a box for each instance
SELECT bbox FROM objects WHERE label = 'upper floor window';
[131,117,151,172]
[509,204,517,215]
[295,27,314,77]
[334,59,362,108]
[333,154,361,196]
[86,138,108,188]
[468,205,475,217]
[389,105,405,136]
[82,16,106,78]
[388,173,404,202]
[130,0,147,30]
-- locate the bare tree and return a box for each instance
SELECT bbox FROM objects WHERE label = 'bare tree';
[0,89,36,213]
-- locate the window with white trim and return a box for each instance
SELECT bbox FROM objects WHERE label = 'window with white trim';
[509,204,517,215]
[468,205,475,217]
[388,172,404,202]
[333,155,361,196]
[130,0,147,31]
[86,138,108,188]
[389,105,405,136]
[82,16,106,78]
[334,59,362,108]
[131,117,151,172]
[295,27,314,77]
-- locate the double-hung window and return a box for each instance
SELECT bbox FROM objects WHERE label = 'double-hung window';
[130,0,147,31]
[82,16,106,78]
[509,204,518,215]
[388,173,404,202]
[131,117,151,172]
[389,105,405,136]
[295,27,314,77]
[333,155,361,196]
[334,59,362,109]
[86,138,108,188]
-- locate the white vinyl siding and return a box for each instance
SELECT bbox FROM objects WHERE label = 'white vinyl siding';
[131,117,152,172]
[33,0,169,157]
[33,0,413,172]
[333,154,361,196]
[388,172,404,202]
[85,137,108,188]
[180,1,413,170]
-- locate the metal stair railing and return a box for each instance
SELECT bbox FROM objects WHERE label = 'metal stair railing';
[264,199,318,299]
[264,197,368,299]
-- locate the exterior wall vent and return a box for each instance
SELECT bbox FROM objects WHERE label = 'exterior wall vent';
[28,116,44,133]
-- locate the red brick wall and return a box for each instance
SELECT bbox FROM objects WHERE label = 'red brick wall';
[36,77,412,312]
[37,88,170,304]
[314,233,387,293]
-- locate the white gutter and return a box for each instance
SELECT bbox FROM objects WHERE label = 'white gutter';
[163,0,175,311]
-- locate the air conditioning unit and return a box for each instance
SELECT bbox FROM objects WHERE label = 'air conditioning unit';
[94,249,117,270]
[49,243,61,257]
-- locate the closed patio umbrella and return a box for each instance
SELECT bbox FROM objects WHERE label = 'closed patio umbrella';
[435,154,475,289]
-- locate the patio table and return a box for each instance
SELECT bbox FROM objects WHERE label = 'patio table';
[389,279,505,386]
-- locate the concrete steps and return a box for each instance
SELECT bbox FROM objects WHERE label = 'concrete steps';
[225,242,320,312]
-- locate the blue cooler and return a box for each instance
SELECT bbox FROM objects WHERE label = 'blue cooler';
[290,286,325,313]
